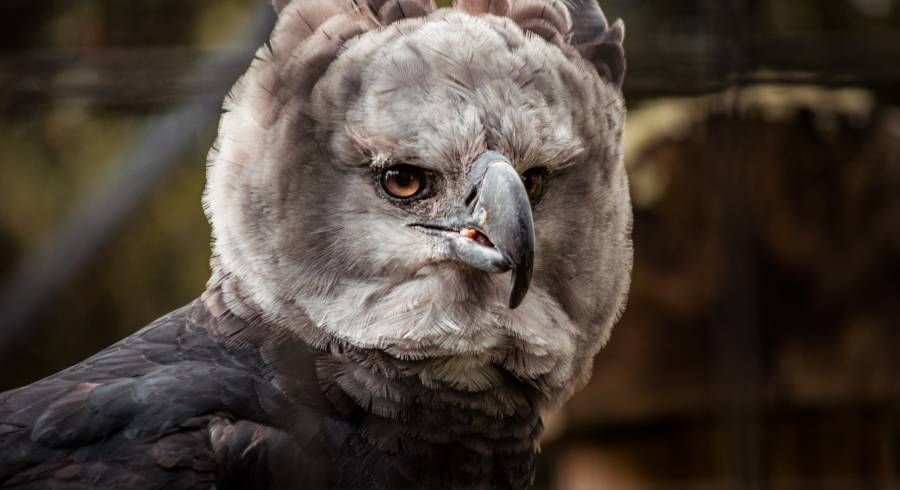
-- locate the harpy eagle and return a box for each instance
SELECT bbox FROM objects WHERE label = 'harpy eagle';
[0,0,631,488]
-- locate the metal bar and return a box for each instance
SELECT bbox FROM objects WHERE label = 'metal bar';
[1,34,898,110]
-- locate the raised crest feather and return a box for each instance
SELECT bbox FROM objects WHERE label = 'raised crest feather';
[454,0,511,16]
[370,0,436,24]
[563,0,626,86]
[270,0,625,88]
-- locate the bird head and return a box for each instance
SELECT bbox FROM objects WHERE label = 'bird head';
[204,0,631,402]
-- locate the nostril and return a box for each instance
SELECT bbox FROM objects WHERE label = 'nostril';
[461,228,494,248]
[464,187,478,209]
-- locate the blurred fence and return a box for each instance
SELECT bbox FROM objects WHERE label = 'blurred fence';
[0,3,275,350]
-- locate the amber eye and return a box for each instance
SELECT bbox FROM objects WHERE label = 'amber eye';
[521,167,548,203]
[381,165,430,200]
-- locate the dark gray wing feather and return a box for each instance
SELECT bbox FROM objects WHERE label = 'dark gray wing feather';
[0,303,327,489]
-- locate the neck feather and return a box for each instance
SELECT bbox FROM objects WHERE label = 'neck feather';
[204,269,544,488]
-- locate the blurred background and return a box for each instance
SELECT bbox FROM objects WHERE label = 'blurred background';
[0,0,898,488]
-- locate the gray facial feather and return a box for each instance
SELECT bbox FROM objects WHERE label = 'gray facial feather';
[205,0,631,405]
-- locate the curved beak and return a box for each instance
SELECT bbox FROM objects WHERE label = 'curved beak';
[410,151,535,309]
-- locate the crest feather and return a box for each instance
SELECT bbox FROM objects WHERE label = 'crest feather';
[455,0,511,16]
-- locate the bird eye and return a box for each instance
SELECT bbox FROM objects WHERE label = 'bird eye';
[381,165,431,200]
[521,167,548,203]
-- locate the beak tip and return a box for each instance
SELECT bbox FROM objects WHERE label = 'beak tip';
[507,287,528,309]
[506,266,532,309]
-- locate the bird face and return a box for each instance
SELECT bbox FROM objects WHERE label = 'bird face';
[205,2,631,399]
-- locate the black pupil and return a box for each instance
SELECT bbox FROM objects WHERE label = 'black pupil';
[523,174,534,191]
[523,170,543,195]
[394,170,414,187]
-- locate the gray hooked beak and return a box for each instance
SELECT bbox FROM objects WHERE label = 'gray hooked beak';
[410,151,535,309]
